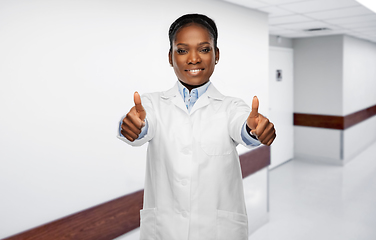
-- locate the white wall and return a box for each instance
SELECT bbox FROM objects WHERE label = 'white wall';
[0,0,269,238]
[293,34,376,165]
[294,126,342,164]
[342,36,376,162]
[343,35,376,115]
[293,35,343,116]
[344,116,376,162]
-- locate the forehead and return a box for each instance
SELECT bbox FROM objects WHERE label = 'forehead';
[174,24,213,45]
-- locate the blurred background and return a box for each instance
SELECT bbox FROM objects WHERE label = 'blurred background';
[0,0,375,239]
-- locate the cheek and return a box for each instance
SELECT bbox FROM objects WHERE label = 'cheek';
[173,56,185,67]
[204,57,216,69]
[172,59,185,76]
[203,53,215,63]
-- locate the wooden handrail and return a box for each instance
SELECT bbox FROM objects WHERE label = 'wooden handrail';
[294,104,376,130]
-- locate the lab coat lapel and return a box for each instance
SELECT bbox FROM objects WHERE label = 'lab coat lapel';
[162,83,188,114]
[190,83,225,115]
[189,92,209,115]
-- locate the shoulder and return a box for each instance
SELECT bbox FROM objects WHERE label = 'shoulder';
[143,83,178,98]
[223,96,250,112]
[209,84,248,107]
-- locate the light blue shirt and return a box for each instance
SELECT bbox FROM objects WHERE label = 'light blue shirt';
[177,80,211,113]
[120,81,259,145]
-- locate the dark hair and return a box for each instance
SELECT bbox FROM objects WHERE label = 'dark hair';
[168,13,218,52]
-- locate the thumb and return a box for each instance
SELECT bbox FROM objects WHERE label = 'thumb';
[247,96,259,130]
[134,91,146,121]
[249,96,259,118]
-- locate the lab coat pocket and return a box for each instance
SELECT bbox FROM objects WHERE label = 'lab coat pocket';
[140,208,156,240]
[216,209,248,240]
[200,113,234,156]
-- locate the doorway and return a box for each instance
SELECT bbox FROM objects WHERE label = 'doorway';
[269,47,294,169]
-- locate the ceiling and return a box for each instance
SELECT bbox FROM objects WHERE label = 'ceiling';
[222,0,376,43]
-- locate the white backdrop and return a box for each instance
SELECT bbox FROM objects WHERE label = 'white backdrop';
[0,0,268,237]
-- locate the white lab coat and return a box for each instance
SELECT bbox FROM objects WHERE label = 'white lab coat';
[118,82,258,240]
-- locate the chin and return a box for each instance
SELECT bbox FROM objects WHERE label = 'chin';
[187,78,208,85]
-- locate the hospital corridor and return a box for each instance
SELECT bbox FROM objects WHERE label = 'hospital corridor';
[1,0,376,239]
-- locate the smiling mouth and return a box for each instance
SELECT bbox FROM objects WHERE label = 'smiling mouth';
[185,68,204,73]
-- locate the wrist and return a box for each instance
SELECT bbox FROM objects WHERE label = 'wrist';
[246,124,258,139]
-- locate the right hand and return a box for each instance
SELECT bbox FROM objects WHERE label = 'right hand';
[121,92,146,142]
[247,96,276,146]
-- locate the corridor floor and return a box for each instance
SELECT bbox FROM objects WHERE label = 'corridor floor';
[249,141,376,240]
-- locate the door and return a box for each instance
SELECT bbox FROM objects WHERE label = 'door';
[269,47,294,169]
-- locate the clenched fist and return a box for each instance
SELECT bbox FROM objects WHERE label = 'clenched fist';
[247,96,276,146]
[121,92,146,142]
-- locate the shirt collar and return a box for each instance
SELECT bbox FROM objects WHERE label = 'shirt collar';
[161,81,225,101]
[177,80,211,100]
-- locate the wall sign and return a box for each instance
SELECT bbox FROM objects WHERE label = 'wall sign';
[276,69,282,81]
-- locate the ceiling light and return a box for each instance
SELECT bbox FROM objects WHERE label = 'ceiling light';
[303,28,331,32]
[355,0,376,13]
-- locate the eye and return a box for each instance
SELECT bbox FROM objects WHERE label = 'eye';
[177,49,187,54]
[200,47,211,53]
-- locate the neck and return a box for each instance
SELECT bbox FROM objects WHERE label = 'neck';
[179,80,209,92]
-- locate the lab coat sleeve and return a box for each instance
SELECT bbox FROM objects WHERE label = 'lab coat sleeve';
[241,121,261,146]
[117,94,156,147]
[228,97,261,149]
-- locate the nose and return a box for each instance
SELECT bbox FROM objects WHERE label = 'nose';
[187,51,201,65]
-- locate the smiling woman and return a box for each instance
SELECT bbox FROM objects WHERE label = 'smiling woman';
[117,13,276,240]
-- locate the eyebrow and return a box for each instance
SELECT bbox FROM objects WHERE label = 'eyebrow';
[176,42,212,47]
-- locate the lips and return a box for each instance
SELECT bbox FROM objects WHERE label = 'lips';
[185,68,204,75]
[186,68,203,72]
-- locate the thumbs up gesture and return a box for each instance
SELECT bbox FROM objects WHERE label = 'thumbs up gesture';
[121,92,146,142]
[247,96,276,146]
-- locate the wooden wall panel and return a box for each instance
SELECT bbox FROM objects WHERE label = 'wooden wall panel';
[293,113,344,129]
[2,190,144,240]
[344,105,376,129]
[240,145,270,178]
[294,104,376,130]
[3,147,270,240]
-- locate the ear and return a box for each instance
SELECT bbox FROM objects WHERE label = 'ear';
[215,47,220,64]
[168,50,173,66]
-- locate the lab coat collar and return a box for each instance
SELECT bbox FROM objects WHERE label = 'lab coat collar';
[161,82,179,99]
[206,83,226,101]
[161,81,225,101]
[161,81,225,115]
[161,82,188,113]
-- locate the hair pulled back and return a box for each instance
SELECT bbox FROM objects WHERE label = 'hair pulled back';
[168,13,218,52]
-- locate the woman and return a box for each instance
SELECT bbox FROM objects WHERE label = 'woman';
[118,13,276,240]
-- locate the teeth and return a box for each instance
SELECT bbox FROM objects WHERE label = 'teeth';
[188,69,202,73]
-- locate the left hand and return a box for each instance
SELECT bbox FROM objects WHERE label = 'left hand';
[247,96,276,146]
